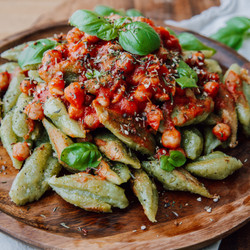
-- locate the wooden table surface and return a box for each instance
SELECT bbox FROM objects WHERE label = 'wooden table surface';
[0,0,249,249]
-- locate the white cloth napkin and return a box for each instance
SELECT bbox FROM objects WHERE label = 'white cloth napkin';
[165,0,250,61]
[1,1,249,249]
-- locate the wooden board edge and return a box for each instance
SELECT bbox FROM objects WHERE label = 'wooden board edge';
[0,195,249,249]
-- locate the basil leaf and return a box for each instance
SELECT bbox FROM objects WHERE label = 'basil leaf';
[211,17,250,50]
[69,9,117,39]
[166,27,177,37]
[168,151,186,167]
[97,23,118,40]
[114,17,131,29]
[119,21,161,55]
[178,32,216,55]
[212,28,244,50]
[226,17,250,32]
[61,142,102,171]
[175,76,198,88]
[18,39,57,69]
[160,155,175,172]
[94,5,125,16]
[126,9,143,17]
[177,60,198,82]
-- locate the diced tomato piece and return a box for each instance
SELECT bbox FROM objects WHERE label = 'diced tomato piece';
[13,142,30,161]
[68,105,84,119]
[83,33,99,43]
[154,148,169,160]
[84,112,101,130]
[0,72,10,91]
[25,102,44,120]
[145,103,163,131]
[225,70,241,95]
[64,82,85,108]
[20,79,37,95]
[212,123,231,142]
[203,81,220,97]
[134,84,153,102]
[66,27,85,43]
[115,52,135,73]
[49,75,65,96]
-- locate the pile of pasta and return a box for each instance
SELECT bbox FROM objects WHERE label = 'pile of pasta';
[0,24,249,223]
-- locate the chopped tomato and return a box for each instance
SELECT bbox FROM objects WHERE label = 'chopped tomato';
[64,82,85,108]
[68,105,84,119]
[49,75,65,96]
[20,79,36,95]
[203,81,220,97]
[13,142,30,161]
[115,52,135,73]
[225,70,241,96]
[83,33,99,43]
[212,123,231,142]
[155,148,169,160]
[145,102,163,131]
[25,102,44,120]
[134,84,153,102]
[66,27,85,43]
[0,72,10,91]
[83,112,100,130]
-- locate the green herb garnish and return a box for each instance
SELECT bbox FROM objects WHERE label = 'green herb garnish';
[160,151,186,171]
[126,9,143,17]
[94,5,143,17]
[85,69,102,80]
[69,9,160,55]
[211,17,250,50]
[175,60,198,88]
[94,5,126,16]
[119,21,161,55]
[60,142,102,171]
[69,10,118,40]
[178,32,216,55]
[18,39,57,69]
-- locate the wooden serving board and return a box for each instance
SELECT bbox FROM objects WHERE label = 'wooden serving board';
[0,23,249,250]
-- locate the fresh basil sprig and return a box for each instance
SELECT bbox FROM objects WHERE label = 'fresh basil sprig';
[166,27,177,37]
[211,17,250,50]
[69,10,118,40]
[61,142,102,171]
[175,60,198,88]
[94,5,143,17]
[114,17,132,29]
[160,151,186,172]
[94,5,126,16]
[178,32,216,55]
[69,10,160,55]
[18,39,57,69]
[126,9,143,17]
[119,22,161,55]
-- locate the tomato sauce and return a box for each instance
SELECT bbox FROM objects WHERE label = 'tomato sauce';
[20,15,221,147]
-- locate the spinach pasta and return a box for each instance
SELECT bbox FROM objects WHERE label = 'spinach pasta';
[0,7,248,222]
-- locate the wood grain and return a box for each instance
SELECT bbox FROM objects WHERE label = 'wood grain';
[0,23,249,249]
[0,0,220,40]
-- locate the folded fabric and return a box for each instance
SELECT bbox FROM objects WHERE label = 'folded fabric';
[165,0,250,60]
